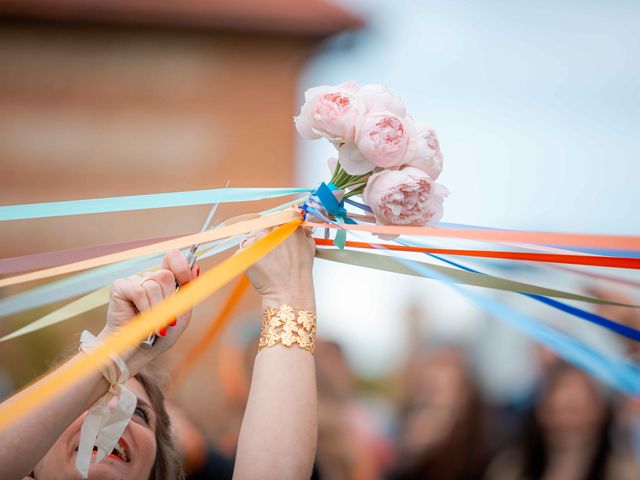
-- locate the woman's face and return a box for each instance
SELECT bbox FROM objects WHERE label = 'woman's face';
[537,369,606,436]
[33,378,157,479]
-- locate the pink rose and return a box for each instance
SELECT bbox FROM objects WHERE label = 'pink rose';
[358,84,406,117]
[355,109,414,169]
[294,81,364,143]
[406,123,443,180]
[363,167,449,226]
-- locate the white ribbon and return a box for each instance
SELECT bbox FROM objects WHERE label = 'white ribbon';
[75,331,136,479]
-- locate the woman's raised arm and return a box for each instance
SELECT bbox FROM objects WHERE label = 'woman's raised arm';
[234,227,318,480]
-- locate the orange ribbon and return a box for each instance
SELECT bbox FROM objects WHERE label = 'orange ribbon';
[313,239,640,269]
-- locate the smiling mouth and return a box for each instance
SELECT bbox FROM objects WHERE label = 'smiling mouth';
[107,442,129,463]
[74,442,130,463]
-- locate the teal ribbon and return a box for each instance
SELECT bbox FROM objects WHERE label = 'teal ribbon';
[0,187,312,221]
[314,182,356,249]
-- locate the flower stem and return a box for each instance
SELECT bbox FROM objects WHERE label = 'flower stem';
[344,185,366,199]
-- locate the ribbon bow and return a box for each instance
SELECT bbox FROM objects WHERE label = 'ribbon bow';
[313,182,357,249]
[75,331,137,479]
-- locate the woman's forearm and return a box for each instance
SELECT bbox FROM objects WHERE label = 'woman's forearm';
[0,353,108,479]
[234,296,318,480]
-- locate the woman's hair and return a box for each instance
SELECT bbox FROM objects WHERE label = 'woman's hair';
[520,363,613,480]
[134,370,185,480]
[392,348,491,480]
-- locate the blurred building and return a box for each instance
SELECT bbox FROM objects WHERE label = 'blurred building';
[0,0,361,253]
[0,0,361,441]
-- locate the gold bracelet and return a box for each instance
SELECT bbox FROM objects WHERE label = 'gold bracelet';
[258,305,316,354]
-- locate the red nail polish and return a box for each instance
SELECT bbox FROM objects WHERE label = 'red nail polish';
[196,266,201,277]
[169,317,177,327]
[159,327,167,337]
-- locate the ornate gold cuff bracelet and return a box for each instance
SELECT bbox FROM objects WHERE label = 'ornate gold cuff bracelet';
[258,305,316,354]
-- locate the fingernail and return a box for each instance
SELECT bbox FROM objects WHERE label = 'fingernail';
[196,265,201,277]
[158,327,167,337]
[169,317,177,327]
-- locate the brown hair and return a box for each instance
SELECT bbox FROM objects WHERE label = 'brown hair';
[134,370,185,480]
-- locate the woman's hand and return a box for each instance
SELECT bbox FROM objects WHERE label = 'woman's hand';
[99,249,199,374]
[242,226,316,310]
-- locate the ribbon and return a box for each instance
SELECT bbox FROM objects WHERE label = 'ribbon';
[412,248,640,343]
[0,288,110,343]
[312,182,357,249]
[441,222,640,257]
[306,222,640,251]
[315,249,638,308]
[313,238,640,270]
[0,209,298,288]
[75,330,136,478]
[0,187,311,221]
[0,237,240,321]
[0,219,302,431]
[344,235,640,396]
[0,198,299,317]
[0,237,245,343]
[170,275,250,394]
[0,234,184,276]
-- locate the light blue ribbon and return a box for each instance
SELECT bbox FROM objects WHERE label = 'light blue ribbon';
[379,241,640,395]
[319,221,640,396]
[0,238,240,319]
[313,182,356,249]
[0,187,312,221]
[399,239,640,343]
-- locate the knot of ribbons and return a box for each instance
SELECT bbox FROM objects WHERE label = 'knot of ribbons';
[75,330,136,479]
[306,182,357,249]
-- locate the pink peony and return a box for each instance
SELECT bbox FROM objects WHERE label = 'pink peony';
[363,167,448,226]
[405,123,443,180]
[358,84,406,117]
[355,108,414,169]
[338,143,375,175]
[294,81,364,143]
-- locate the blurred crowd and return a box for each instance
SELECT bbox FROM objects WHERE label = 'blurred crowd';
[168,286,640,480]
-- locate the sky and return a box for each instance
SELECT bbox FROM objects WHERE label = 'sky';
[294,0,640,394]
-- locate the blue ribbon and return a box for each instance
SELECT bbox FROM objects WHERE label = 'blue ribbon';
[404,241,640,343]
[312,182,356,249]
[0,187,313,221]
[376,242,640,396]
[316,216,640,395]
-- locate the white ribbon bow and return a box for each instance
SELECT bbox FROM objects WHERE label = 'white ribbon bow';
[75,331,137,479]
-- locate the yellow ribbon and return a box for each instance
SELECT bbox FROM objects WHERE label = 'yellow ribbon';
[0,219,302,430]
[0,209,298,288]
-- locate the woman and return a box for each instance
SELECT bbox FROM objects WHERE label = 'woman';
[0,226,318,480]
[389,346,491,480]
[485,362,639,480]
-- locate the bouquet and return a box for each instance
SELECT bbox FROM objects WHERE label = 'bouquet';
[294,81,449,242]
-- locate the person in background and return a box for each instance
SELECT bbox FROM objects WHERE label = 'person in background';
[313,339,393,480]
[389,346,491,480]
[589,286,640,473]
[166,402,234,480]
[485,361,639,480]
